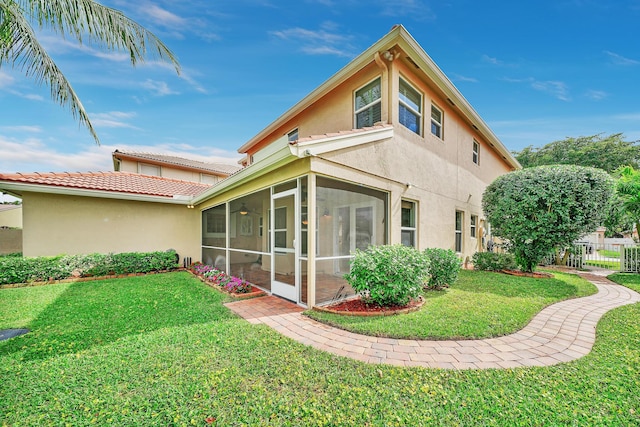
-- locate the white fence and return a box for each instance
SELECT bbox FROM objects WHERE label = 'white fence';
[548,242,640,272]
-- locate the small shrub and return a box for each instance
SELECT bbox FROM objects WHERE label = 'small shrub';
[344,244,430,307]
[424,248,461,289]
[472,252,517,272]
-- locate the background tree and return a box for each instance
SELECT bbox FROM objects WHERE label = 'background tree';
[615,166,640,237]
[483,165,613,272]
[0,0,180,144]
[513,134,640,173]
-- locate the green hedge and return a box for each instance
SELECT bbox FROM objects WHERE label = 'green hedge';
[471,252,517,272]
[0,250,179,285]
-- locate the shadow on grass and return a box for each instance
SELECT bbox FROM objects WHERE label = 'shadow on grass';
[0,272,235,361]
[452,270,579,300]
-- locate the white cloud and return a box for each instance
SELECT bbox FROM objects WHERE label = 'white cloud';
[584,89,608,100]
[142,79,180,96]
[530,80,570,101]
[503,77,570,101]
[0,136,242,174]
[604,50,640,66]
[270,23,355,58]
[378,0,435,20]
[144,4,188,27]
[0,125,42,133]
[452,74,478,83]
[90,111,140,129]
[482,54,503,65]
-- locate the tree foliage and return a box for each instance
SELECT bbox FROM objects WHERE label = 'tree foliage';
[513,134,640,173]
[615,165,640,237]
[483,165,613,272]
[0,0,180,144]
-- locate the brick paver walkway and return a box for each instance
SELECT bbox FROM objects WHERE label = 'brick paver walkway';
[225,272,640,369]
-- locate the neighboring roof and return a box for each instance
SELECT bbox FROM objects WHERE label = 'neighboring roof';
[0,172,211,202]
[0,204,21,212]
[238,24,520,170]
[112,150,241,176]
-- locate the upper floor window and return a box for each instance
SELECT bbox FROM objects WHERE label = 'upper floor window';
[138,162,160,176]
[399,78,422,135]
[473,140,480,165]
[355,78,381,128]
[430,104,443,139]
[288,128,299,142]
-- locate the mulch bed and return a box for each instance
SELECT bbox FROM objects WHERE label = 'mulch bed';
[501,269,554,279]
[314,296,424,317]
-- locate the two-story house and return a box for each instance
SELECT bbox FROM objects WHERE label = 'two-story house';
[0,25,519,307]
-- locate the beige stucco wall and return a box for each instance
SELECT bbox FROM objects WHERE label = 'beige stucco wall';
[0,205,22,228]
[118,158,222,184]
[21,192,199,261]
[0,229,22,254]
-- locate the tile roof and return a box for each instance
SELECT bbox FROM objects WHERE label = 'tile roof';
[113,150,241,175]
[0,172,211,199]
[292,124,393,144]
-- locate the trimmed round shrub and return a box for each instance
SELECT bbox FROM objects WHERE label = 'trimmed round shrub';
[344,244,430,307]
[424,248,461,289]
[471,252,517,272]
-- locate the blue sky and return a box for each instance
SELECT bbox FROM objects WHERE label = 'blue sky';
[1,0,640,185]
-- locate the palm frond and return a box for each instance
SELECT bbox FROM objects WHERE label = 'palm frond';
[19,0,180,73]
[1,0,99,143]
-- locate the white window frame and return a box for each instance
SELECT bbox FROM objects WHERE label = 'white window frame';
[455,210,463,253]
[401,200,417,247]
[470,214,478,238]
[473,140,480,165]
[138,162,161,176]
[399,78,422,135]
[287,128,299,143]
[354,78,382,129]
[430,104,443,139]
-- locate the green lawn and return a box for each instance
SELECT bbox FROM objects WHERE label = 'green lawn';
[597,249,620,258]
[608,273,640,292]
[1,271,639,426]
[305,270,596,339]
[586,260,621,270]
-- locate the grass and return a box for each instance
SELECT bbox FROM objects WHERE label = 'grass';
[586,260,621,270]
[608,273,640,292]
[597,249,620,258]
[305,270,596,339]
[1,271,639,425]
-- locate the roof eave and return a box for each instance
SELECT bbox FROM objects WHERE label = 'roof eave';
[0,182,197,205]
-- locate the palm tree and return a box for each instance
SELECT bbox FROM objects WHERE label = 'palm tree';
[0,0,180,144]
[616,165,640,236]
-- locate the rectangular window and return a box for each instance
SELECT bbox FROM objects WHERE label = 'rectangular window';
[455,211,463,252]
[355,78,381,128]
[470,215,477,238]
[430,104,443,139]
[401,200,417,247]
[287,128,299,142]
[473,140,480,165]
[138,162,160,176]
[399,78,422,135]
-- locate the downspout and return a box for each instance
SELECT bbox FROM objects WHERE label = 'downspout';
[374,52,389,124]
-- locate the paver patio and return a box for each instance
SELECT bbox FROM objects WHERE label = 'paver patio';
[225,272,640,370]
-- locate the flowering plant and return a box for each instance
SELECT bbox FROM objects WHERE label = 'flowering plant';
[196,265,253,294]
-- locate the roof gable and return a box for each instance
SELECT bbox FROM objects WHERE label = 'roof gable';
[113,150,241,176]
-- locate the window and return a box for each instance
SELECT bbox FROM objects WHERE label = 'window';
[200,174,219,185]
[354,78,381,128]
[401,200,417,247]
[399,78,422,134]
[287,128,299,142]
[138,162,160,176]
[470,215,477,238]
[455,211,463,252]
[430,104,443,138]
[472,140,480,165]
